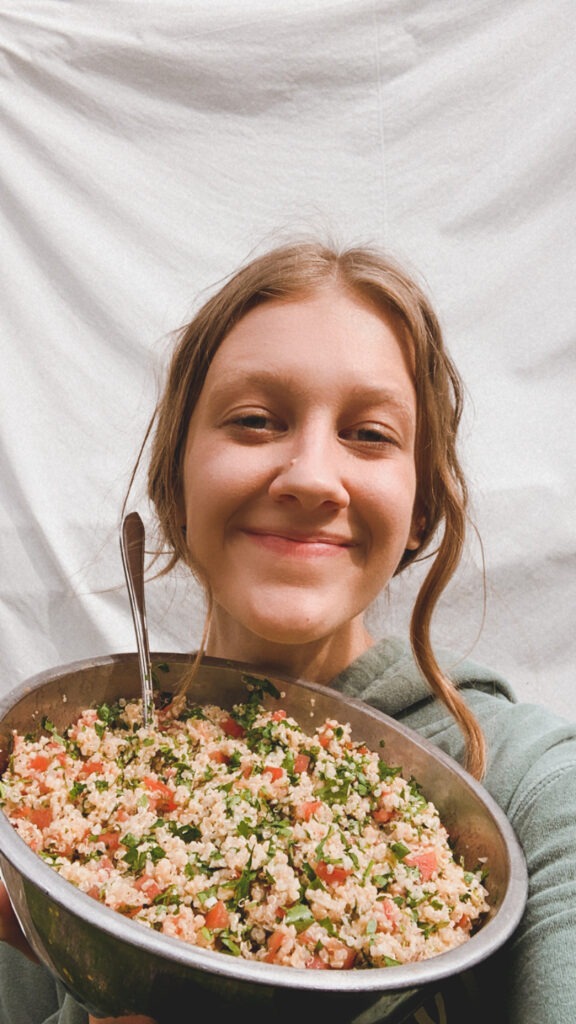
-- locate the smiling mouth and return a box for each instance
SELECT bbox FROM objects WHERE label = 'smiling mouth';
[240,529,356,555]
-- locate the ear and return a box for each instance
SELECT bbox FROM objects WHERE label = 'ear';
[406,512,426,551]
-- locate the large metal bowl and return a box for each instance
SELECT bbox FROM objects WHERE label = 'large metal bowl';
[0,653,527,1023]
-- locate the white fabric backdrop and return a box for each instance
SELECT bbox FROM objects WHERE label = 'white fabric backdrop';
[1,0,574,719]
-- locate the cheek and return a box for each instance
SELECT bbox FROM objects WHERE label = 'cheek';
[360,475,418,559]
[362,469,417,521]
[182,443,262,534]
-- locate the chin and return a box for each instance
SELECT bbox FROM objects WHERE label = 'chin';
[251,621,325,646]
[241,607,349,649]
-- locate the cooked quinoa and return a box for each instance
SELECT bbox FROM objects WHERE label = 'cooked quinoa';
[0,680,489,970]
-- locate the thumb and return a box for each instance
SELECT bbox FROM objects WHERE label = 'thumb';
[0,879,39,963]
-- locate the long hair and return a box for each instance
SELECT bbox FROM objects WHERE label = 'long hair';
[143,241,486,778]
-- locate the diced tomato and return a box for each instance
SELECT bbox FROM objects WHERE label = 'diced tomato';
[293,753,310,774]
[143,776,164,791]
[306,955,328,970]
[372,807,394,824]
[135,875,162,901]
[32,807,54,828]
[263,765,283,782]
[35,746,67,768]
[381,898,398,922]
[143,776,177,813]
[264,928,285,962]
[295,800,323,822]
[28,754,50,771]
[204,900,229,930]
[315,860,351,885]
[96,831,120,851]
[455,914,471,931]
[241,763,253,779]
[267,929,284,954]
[221,716,245,739]
[117,904,141,918]
[376,898,399,931]
[318,728,332,749]
[79,761,104,776]
[271,710,287,722]
[209,750,229,764]
[404,850,438,881]
[13,806,53,829]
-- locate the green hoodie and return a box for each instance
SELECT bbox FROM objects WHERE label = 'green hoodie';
[1,638,574,1024]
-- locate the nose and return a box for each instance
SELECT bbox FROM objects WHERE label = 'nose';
[268,434,350,511]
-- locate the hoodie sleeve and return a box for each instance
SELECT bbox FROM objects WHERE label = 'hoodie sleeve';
[419,679,576,1024]
[0,943,88,1024]
[485,710,576,1024]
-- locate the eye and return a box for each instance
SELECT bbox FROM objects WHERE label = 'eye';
[339,424,399,449]
[224,409,284,440]
[233,413,272,430]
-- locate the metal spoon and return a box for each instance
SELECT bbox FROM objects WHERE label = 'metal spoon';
[120,511,154,726]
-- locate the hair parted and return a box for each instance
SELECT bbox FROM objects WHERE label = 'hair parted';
[141,240,485,778]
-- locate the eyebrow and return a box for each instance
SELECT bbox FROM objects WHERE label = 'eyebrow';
[349,385,416,427]
[208,369,415,422]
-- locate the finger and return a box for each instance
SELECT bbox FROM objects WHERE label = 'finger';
[0,880,39,963]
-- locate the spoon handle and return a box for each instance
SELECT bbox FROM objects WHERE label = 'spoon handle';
[120,511,154,725]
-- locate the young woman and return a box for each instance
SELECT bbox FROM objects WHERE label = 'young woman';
[1,241,574,1023]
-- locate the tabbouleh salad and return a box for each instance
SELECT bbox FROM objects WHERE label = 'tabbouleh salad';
[0,674,489,970]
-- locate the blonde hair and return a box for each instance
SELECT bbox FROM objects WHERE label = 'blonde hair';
[143,241,486,778]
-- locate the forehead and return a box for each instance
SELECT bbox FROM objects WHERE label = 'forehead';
[205,287,415,391]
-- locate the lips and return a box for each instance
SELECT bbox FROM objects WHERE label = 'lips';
[239,527,357,557]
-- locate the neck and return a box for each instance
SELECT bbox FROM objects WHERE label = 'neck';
[204,613,374,685]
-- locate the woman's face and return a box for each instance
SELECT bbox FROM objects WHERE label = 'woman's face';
[181,285,420,678]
